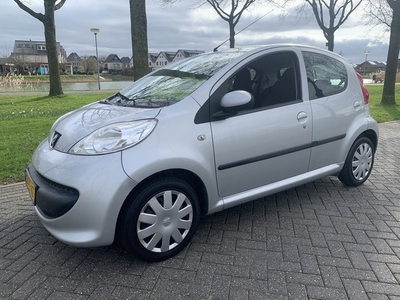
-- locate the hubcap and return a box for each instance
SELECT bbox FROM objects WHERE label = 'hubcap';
[137,190,193,253]
[352,142,373,181]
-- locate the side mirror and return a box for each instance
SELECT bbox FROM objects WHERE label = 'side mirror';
[212,90,254,120]
[220,90,254,113]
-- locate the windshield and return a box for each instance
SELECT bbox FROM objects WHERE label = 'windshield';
[103,50,245,108]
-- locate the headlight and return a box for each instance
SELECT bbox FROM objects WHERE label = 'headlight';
[69,119,157,155]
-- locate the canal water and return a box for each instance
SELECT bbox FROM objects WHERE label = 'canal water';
[0,81,132,92]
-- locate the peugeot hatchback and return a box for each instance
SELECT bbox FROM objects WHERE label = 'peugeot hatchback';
[26,44,378,261]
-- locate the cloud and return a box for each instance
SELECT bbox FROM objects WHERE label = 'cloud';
[0,0,390,64]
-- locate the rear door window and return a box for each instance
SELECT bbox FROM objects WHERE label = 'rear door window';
[303,51,347,100]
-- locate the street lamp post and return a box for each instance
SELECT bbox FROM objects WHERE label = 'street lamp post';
[90,28,100,90]
[364,51,370,76]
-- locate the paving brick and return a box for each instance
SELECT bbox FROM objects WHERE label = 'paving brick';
[0,121,399,299]
[363,281,400,296]
[210,275,231,299]
[342,278,368,300]
[306,285,348,300]
[369,262,398,283]
[320,265,343,288]
[300,254,320,275]
[287,283,307,300]
[269,271,287,295]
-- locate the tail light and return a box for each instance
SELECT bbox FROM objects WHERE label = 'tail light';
[356,72,369,104]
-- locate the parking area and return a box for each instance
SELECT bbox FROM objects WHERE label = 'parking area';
[1,121,400,300]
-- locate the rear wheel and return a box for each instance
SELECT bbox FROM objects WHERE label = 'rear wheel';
[119,177,200,261]
[338,137,374,186]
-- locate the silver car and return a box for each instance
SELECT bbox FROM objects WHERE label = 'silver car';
[26,44,378,261]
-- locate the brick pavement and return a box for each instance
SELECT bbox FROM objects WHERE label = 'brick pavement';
[1,121,400,300]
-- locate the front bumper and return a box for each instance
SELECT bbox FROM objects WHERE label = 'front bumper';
[28,139,138,247]
[26,164,79,218]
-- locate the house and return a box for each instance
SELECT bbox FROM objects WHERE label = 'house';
[67,52,82,74]
[0,58,12,75]
[148,53,158,70]
[149,50,205,70]
[103,54,123,73]
[172,50,205,63]
[154,52,175,68]
[355,61,387,76]
[120,57,131,69]
[9,40,67,74]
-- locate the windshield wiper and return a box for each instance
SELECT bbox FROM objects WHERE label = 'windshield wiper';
[101,92,137,106]
[116,92,135,105]
[153,69,209,80]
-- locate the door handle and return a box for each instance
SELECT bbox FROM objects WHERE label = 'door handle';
[353,101,361,110]
[297,111,308,124]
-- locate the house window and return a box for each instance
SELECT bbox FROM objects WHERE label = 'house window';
[37,45,46,50]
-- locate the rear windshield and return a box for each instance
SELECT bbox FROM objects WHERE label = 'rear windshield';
[104,50,245,108]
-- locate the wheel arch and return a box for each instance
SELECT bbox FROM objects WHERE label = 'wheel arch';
[115,168,209,240]
[360,129,378,153]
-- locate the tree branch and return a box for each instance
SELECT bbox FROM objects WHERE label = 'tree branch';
[14,0,44,22]
[55,0,67,11]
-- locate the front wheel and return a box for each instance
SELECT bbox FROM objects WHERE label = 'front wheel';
[119,177,200,262]
[338,137,375,187]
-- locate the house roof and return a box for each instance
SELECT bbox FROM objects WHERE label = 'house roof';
[120,57,131,65]
[158,52,175,62]
[368,61,386,67]
[355,60,387,70]
[148,53,158,63]
[104,54,122,63]
[176,49,205,58]
[67,52,82,62]
[12,40,66,57]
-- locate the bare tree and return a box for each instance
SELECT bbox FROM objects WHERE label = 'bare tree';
[365,0,399,105]
[14,0,66,96]
[130,0,149,80]
[305,0,362,51]
[205,0,256,48]
[80,56,97,74]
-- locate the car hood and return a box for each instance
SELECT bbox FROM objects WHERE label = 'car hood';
[49,102,161,153]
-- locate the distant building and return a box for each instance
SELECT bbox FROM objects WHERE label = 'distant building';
[120,57,131,69]
[172,50,205,63]
[155,51,175,68]
[148,53,158,70]
[0,58,11,74]
[67,52,82,73]
[355,61,387,75]
[148,49,205,70]
[103,54,122,72]
[9,40,67,74]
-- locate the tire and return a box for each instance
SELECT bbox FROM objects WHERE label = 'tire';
[119,177,200,262]
[338,137,375,187]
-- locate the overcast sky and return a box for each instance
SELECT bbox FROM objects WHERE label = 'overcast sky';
[0,0,391,64]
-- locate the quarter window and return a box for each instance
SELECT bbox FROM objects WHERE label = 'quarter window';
[303,51,347,100]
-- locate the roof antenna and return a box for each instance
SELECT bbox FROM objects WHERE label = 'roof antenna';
[213,11,273,52]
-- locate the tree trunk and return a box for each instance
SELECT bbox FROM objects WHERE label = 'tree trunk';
[44,0,63,97]
[324,29,335,51]
[229,21,235,48]
[381,7,400,105]
[130,0,149,80]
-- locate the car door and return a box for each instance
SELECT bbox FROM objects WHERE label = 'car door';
[302,50,358,170]
[210,50,313,198]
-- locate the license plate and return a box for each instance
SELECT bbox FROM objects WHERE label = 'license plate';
[25,170,37,205]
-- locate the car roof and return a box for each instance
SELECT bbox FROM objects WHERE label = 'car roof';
[213,44,350,64]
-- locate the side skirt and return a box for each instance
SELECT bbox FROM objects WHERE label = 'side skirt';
[210,163,343,213]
